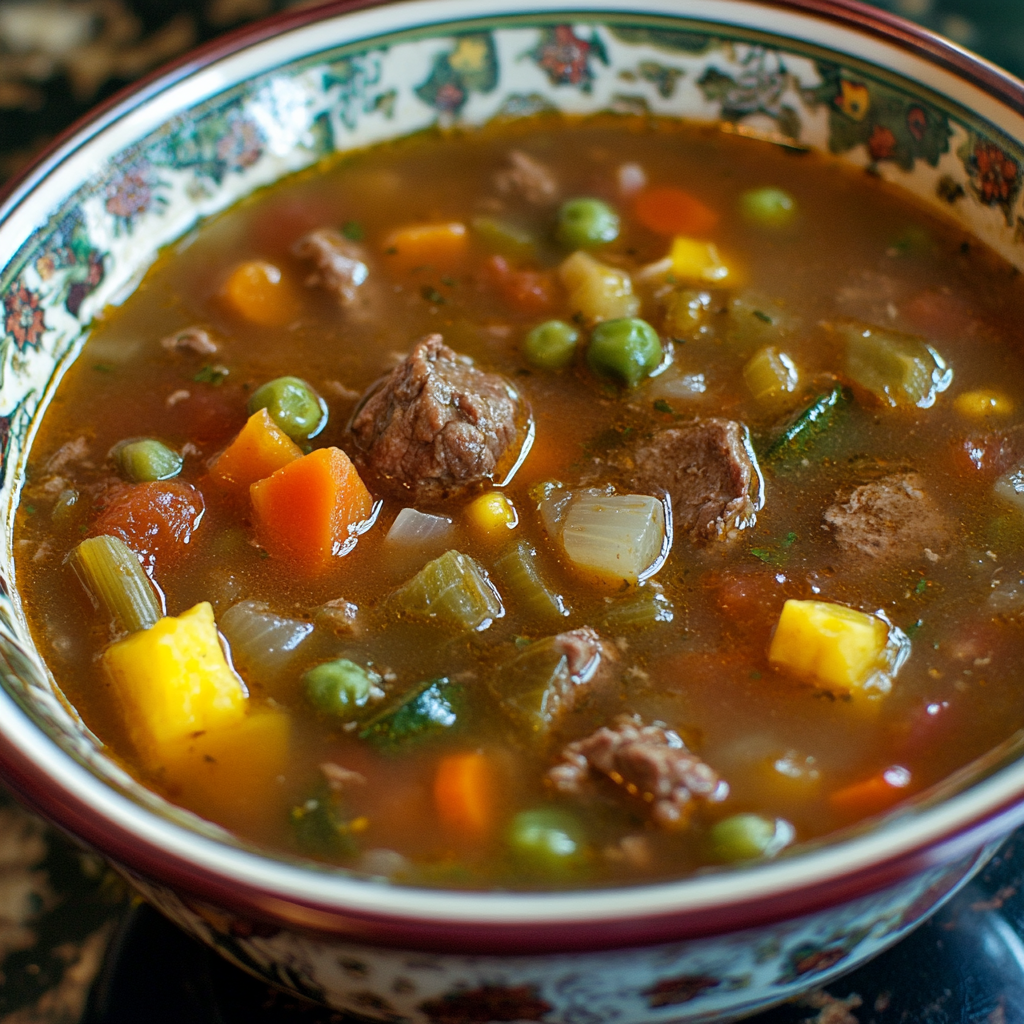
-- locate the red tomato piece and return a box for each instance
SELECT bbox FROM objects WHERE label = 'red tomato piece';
[482,255,555,313]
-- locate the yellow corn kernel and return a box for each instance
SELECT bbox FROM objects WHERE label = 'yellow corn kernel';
[743,346,800,406]
[466,491,517,535]
[559,250,640,323]
[221,260,300,327]
[768,599,890,693]
[382,222,468,272]
[954,388,1014,420]
[669,237,731,283]
[102,602,246,766]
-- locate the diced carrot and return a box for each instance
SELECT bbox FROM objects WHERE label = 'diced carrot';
[210,408,303,493]
[829,765,912,817]
[250,447,373,571]
[634,186,719,236]
[221,260,301,327]
[483,255,555,313]
[433,751,494,837]
[382,222,468,272]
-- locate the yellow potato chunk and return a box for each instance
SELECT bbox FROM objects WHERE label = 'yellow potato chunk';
[102,602,247,766]
[559,250,639,323]
[466,491,517,535]
[768,599,890,693]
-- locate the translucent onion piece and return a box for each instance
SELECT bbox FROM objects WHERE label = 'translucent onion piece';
[393,550,502,632]
[385,508,454,550]
[219,600,313,677]
[561,493,667,584]
[69,534,163,634]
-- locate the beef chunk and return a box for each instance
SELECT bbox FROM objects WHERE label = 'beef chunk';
[494,150,558,205]
[823,472,950,561]
[629,419,761,542]
[292,228,369,305]
[350,335,525,503]
[160,326,217,356]
[549,714,726,827]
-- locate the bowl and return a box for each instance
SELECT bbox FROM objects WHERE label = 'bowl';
[2,0,1024,1020]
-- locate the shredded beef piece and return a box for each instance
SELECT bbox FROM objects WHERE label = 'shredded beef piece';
[320,762,366,790]
[551,626,605,681]
[292,228,369,305]
[628,419,760,543]
[160,326,217,356]
[495,150,558,205]
[823,472,951,561]
[549,714,726,827]
[349,334,525,503]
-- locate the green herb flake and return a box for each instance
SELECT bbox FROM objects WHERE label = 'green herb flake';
[384,245,398,255]
[749,670,762,680]
[342,221,364,241]
[915,579,930,595]
[421,285,446,304]
[193,364,229,386]
[905,619,924,638]
[749,548,775,564]
[441,276,457,288]
[92,363,114,374]
[24,505,36,516]
[653,399,674,415]
[752,310,774,324]
[782,531,798,548]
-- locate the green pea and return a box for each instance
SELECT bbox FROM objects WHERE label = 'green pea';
[247,376,327,440]
[304,659,378,717]
[508,808,584,873]
[587,318,663,387]
[524,320,579,370]
[739,187,797,229]
[113,438,183,482]
[556,198,620,248]
[710,813,793,863]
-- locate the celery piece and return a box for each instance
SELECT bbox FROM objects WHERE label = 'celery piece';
[290,783,358,858]
[393,549,502,631]
[69,535,162,634]
[839,323,952,408]
[743,346,799,407]
[488,638,579,739]
[764,385,852,466]
[304,659,379,718]
[602,589,674,630]
[359,677,461,750]
[472,216,536,260]
[725,296,794,349]
[496,541,570,623]
[113,438,183,482]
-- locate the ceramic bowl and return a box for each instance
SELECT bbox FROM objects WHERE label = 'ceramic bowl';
[2,1,1024,1020]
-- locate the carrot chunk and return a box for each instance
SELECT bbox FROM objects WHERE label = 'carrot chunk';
[250,447,373,571]
[634,186,719,236]
[210,408,303,493]
[829,765,913,817]
[382,222,468,272]
[483,255,555,313]
[433,751,494,837]
[221,259,301,327]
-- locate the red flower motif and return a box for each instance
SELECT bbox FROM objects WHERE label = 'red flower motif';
[646,974,721,1007]
[216,117,264,171]
[972,141,1020,206]
[105,165,153,222]
[792,945,849,976]
[433,81,466,113]
[868,124,898,162]
[420,985,552,1024]
[537,25,591,86]
[906,105,928,141]
[3,281,46,351]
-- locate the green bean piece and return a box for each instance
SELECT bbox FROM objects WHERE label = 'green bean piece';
[69,535,162,634]
[602,589,674,630]
[472,216,536,261]
[290,783,358,858]
[496,541,570,623]
[839,323,951,408]
[739,187,797,229]
[304,658,379,718]
[359,677,461,750]
[523,320,579,371]
[764,385,852,466]
[247,376,327,439]
[710,813,793,863]
[556,198,620,248]
[508,808,585,873]
[113,438,183,482]
[587,318,662,387]
[393,549,502,631]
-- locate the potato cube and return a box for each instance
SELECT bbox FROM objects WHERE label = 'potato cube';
[768,599,890,693]
[102,602,247,766]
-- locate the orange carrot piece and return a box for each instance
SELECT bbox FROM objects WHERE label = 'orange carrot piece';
[382,222,468,272]
[634,186,719,236]
[829,766,913,817]
[221,259,301,327]
[250,447,373,571]
[434,751,494,837]
[482,255,555,313]
[210,408,303,493]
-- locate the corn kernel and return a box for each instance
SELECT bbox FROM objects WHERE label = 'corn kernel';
[466,491,517,535]
[669,237,731,283]
[954,388,1014,420]
[768,599,890,694]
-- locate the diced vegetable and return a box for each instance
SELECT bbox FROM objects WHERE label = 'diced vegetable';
[710,813,794,863]
[471,216,536,260]
[496,541,569,623]
[101,601,247,766]
[523,320,579,370]
[385,507,454,549]
[725,296,793,348]
[587,317,663,388]
[112,438,183,482]
[210,408,302,491]
[829,765,912,816]
[393,549,503,631]
[559,251,639,324]
[508,807,585,873]
[602,589,674,630]
[769,599,906,696]
[838,322,952,408]
[669,237,731,283]
[484,256,554,313]
[466,492,517,535]
[304,658,380,718]
[739,187,797,229]
[383,221,468,272]
[634,186,718,236]
[556,198,620,248]
[69,534,163,634]
[250,447,374,572]
[314,598,360,635]
[359,677,461,750]
[219,600,313,678]
[954,388,1013,420]
[221,260,300,327]
[764,385,852,465]
[561,491,667,584]
[648,369,707,402]
[664,288,715,341]
[291,783,360,858]
[994,465,1024,512]
[51,487,79,527]
[246,376,327,440]
[434,751,494,836]
[743,346,799,408]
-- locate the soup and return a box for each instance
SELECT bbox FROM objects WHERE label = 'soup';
[15,116,1024,889]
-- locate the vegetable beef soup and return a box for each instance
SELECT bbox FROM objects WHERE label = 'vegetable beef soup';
[17,118,1024,888]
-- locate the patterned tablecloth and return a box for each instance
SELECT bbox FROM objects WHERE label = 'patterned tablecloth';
[0,1,1022,1021]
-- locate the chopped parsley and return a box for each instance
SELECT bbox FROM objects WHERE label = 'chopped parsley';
[342,221,364,241]
[193,365,229,386]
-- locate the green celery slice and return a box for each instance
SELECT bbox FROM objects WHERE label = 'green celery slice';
[68,534,162,634]
[496,541,570,623]
[393,549,502,631]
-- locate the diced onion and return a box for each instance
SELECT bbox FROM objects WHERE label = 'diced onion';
[385,508,453,549]
[219,600,313,677]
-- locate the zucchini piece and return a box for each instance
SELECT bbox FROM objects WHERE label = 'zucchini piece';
[359,677,461,750]
[496,542,570,623]
[69,534,162,634]
[764,385,852,466]
[290,783,359,858]
[393,549,502,631]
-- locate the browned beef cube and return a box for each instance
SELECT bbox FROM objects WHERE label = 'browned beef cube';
[292,228,368,305]
[494,150,558,205]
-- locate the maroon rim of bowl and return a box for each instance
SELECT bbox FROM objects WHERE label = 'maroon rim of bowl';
[1,0,1024,956]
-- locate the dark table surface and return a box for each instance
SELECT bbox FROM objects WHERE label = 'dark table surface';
[1,0,1024,1021]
